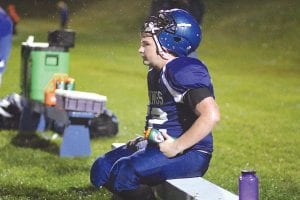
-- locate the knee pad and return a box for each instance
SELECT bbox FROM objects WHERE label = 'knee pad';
[110,158,139,192]
[90,156,110,188]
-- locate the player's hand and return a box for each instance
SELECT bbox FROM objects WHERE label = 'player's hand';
[159,132,181,158]
[127,136,148,151]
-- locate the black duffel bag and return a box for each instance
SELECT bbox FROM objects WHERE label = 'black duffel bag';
[89,109,118,138]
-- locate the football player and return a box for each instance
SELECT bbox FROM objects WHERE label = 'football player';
[90,9,220,200]
[0,6,13,86]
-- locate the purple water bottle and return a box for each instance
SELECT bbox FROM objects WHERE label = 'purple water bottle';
[239,170,259,200]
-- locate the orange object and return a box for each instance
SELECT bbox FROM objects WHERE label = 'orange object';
[7,4,20,23]
[44,73,72,106]
[44,91,57,106]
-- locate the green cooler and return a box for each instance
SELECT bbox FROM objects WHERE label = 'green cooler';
[21,39,69,102]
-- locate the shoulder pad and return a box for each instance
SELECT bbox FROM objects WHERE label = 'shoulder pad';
[164,57,211,92]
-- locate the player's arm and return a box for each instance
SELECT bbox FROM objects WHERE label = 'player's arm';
[159,88,220,157]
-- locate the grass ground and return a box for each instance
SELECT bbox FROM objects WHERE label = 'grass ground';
[0,0,299,199]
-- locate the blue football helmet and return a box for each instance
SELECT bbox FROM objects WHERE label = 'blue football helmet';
[143,9,201,57]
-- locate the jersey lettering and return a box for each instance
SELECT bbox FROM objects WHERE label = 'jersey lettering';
[148,90,163,105]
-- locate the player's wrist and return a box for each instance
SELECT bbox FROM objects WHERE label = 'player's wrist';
[173,139,184,154]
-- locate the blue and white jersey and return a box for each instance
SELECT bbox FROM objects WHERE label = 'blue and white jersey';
[0,7,12,38]
[146,57,214,152]
[0,7,12,73]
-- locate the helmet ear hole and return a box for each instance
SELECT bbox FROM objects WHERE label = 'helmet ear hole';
[174,37,181,42]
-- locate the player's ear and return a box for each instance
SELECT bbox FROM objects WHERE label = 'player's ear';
[160,48,174,60]
[160,51,174,60]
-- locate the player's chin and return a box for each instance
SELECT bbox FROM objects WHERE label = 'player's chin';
[142,59,150,66]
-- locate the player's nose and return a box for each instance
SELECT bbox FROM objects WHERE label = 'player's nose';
[138,46,144,54]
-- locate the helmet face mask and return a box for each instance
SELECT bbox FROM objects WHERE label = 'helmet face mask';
[142,9,201,57]
[143,11,176,35]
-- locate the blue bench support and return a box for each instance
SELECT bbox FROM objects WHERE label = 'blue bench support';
[19,101,94,157]
[60,111,94,157]
[60,124,91,157]
[111,143,238,200]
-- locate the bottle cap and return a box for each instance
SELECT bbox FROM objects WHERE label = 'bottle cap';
[241,169,256,174]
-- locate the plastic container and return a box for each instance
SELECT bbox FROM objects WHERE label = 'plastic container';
[65,77,75,90]
[55,89,107,113]
[48,29,75,48]
[44,92,56,106]
[239,170,259,200]
[20,36,69,102]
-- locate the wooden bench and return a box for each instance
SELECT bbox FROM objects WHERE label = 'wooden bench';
[111,143,238,200]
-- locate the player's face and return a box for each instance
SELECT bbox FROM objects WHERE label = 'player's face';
[139,35,160,67]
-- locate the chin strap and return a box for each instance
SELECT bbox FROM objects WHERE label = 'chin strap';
[147,22,166,57]
[152,34,165,56]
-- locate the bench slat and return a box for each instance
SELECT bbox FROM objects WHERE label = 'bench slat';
[154,177,238,200]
